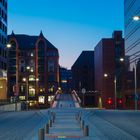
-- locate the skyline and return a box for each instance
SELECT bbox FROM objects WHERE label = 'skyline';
[8,0,124,69]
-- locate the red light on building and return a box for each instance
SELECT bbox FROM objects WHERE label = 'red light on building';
[107,98,112,105]
[117,98,123,104]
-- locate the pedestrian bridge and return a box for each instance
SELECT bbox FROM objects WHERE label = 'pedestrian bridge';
[51,91,81,108]
[43,93,86,140]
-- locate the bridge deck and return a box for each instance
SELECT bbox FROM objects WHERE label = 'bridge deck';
[46,93,83,140]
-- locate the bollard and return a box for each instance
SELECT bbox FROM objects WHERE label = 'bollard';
[45,124,49,134]
[49,120,52,127]
[38,128,45,140]
[84,125,89,136]
[52,113,55,123]
[79,116,81,123]
[81,120,84,129]
[75,114,78,120]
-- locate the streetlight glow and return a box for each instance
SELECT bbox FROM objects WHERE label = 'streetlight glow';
[22,78,26,82]
[26,66,30,70]
[133,16,140,21]
[30,69,34,72]
[120,58,124,62]
[104,73,108,78]
[6,43,11,48]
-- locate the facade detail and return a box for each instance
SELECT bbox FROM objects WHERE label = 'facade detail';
[8,32,59,107]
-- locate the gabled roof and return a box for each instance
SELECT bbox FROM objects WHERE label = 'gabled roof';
[8,34,38,49]
[72,51,94,68]
[8,33,58,51]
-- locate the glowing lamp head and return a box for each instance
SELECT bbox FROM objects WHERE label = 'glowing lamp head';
[104,73,108,78]
[133,16,140,21]
[120,58,124,62]
[7,43,11,48]
[22,78,26,82]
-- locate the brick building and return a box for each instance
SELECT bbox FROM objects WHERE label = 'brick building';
[8,31,59,107]
[94,31,125,109]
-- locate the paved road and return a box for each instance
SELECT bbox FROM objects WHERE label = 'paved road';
[0,110,49,140]
[81,109,140,140]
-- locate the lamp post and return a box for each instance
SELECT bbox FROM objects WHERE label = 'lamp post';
[134,60,138,110]
[23,66,31,110]
[132,16,140,110]
[104,57,124,109]
[81,88,86,107]
[22,77,29,110]
[114,76,117,109]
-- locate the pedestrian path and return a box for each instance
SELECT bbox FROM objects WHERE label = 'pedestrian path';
[45,94,83,140]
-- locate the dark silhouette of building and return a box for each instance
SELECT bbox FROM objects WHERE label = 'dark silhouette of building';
[0,0,7,100]
[72,51,95,106]
[7,31,59,107]
[94,31,125,109]
[59,67,72,93]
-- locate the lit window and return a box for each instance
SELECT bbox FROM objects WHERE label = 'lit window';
[31,53,34,57]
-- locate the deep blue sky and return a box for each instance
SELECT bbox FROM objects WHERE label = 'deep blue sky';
[8,0,124,69]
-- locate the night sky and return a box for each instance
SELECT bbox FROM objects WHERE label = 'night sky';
[8,0,124,68]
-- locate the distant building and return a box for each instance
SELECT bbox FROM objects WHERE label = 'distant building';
[71,51,95,106]
[8,32,59,107]
[0,0,7,100]
[94,31,125,109]
[59,67,72,93]
[124,0,140,109]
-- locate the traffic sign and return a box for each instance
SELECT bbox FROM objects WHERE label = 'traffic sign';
[81,88,86,94]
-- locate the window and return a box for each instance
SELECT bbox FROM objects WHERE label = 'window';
[20,66,24,73]
[29,86,35,97]
[48,75,55,82]
[29,75,35,81]
[48,60,54,72]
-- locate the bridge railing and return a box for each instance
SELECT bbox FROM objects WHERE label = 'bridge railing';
[50,90,61,108]
[72,90,81,104]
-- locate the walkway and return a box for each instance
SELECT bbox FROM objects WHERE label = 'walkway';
[46,94,83,140]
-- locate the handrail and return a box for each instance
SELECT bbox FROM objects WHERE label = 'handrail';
[71,90,81,103]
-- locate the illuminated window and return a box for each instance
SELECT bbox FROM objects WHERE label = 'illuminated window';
[29,86,35,97]
[29,75,35,81]
[38,96,45,104]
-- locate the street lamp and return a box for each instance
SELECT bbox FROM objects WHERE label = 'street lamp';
[120,58,124,62]
[133,16,140,21]
[134,60,138,110]
[81,88,86,107]
[6,43,12,48]
[132,16,140,110]
[104,73,108,78]
[104,57,124,109]
[22,77,28,110]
